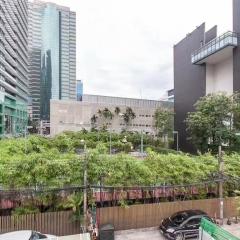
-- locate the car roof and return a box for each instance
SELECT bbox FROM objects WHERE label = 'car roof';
[174,209,207,217]
[0,230,32,240]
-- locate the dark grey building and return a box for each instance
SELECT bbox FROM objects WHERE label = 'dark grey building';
[174,0,240,152]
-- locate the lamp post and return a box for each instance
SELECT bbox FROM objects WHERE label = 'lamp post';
[80,139,87,231]
[173,131,179,151]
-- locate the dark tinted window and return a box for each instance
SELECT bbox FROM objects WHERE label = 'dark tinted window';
[170,212,188,225]
[185,217,201,226]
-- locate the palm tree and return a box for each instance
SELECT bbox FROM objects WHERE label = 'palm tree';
[123,107,136,130]
[102,108,113,120]
[60,192,83,222]
[126,107,136,119]
[97,109,102,116]
[91,114,98,129]
[97,108,113,130]
[114,107,121,116]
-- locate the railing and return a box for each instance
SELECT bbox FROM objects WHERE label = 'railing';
[191,31,238,64]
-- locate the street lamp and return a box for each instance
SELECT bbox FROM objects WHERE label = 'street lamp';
[173,131,179,151]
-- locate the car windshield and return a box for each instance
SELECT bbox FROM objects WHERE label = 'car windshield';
[170,212,188,225]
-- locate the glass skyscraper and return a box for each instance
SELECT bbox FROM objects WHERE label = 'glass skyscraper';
[29,0,76,121]
[0,0,28,136]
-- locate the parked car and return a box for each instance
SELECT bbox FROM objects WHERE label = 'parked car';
[0,230,58,240]
[159,209,212,240]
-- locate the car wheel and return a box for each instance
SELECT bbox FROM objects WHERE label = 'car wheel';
[175,233,184,240]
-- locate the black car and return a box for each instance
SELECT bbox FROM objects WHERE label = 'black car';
[159,209,211,240]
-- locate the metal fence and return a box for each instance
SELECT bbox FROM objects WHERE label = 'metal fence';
[97,198,238,231]
[0,211,81,236]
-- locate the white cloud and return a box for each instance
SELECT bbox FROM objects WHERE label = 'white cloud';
[41,0,232,99]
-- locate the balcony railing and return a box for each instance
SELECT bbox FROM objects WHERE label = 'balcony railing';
[191,31,238,64]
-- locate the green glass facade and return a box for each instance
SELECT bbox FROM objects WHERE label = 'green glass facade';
[0,96,28,137]
[40,4,60,120]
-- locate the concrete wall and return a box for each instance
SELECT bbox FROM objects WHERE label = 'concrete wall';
[206,56,233,94]
[50,100,172,136]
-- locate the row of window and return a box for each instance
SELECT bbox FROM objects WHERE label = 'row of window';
[139,114,154,118]
[58,120,155,128]
[120,123,154,128]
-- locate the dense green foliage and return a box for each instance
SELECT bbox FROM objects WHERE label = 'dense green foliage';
[186,93,240,153]
[154,108,174,137]
[0,133,240,190]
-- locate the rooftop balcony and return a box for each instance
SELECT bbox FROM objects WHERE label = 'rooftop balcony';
[191,31,238,65]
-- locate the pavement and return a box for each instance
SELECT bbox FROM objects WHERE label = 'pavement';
[58,223,240,240]
[223,222,240,238]
[59,233,90,240]
[115,227,166,240]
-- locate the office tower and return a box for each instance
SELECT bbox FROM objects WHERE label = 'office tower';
[0,0,29,136]
[174,0,240,152]
[76,80,83,101]
[29,0,76,121]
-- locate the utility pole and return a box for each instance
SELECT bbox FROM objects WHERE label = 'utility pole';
[141,130,144,156]
[109,129,112,155]
[25,126,27,154]
[81,140,88,232]
[218,143,224,225]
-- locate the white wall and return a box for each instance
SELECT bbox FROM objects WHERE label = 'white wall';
[50,100,168,136]
[206,56,233,94]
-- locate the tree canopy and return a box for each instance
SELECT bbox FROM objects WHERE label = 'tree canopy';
[186,93,240,153]
[1,133,240,190]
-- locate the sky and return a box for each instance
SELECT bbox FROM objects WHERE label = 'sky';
[41,0,232,100]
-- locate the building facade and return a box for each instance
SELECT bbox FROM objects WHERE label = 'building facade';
[174,0,240,152]
[29,0,76,121]
[76,80,83,101]
[50,95,173,136]
[0,0,29,137]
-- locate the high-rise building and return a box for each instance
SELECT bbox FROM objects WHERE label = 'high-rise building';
[174,0,240,152]
[76,80,83,101]
[0,0,29,136]
[29,0,76,121]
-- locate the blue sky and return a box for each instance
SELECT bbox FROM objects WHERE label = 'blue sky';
[41,0,232,99]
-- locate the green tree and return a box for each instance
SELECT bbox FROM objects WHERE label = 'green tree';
[97,108,113,130]
[90,114,98,130]
[123,107,136,129]
[186,93,240,153]
[154,108,174,135]
[114,107,121,115]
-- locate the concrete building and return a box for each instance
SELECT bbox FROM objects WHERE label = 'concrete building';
[174,0,240,152]
[28,0,76,121]
[0,0,29,136]
[76,80,83,101]
[50,94,173,136]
